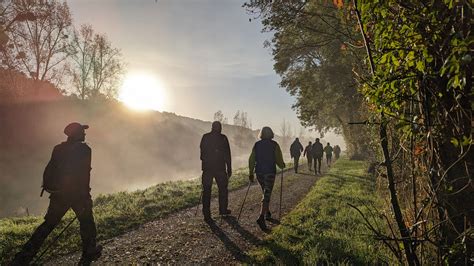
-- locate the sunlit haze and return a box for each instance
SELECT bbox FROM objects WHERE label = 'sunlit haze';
[119,73,167,111]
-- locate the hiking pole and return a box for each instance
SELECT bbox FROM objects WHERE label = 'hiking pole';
[237,181,252,221]
[195,188,203,216]
[33,215,77,264]
[279,170,283,220]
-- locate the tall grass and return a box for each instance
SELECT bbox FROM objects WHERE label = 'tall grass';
[249,158,392,265]
[0,164,293,264]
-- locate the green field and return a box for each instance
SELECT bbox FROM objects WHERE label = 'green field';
[249,158,392,265]
[0,165,294,264]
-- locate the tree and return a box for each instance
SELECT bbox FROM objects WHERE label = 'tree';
[213,110,227,124]
[244,0,373,159]
[279,119,292,150]
[232,110,252,147]
[4,0,72,82]
[66,24,124,99]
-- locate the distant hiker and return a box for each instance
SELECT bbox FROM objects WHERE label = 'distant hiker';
[334,145,341,160]
[12,122,102,266]
[200,121,232,222]
[249,127,285,231]
[303,141,313,171]
[324,143,334,166]
[289,138,304,173]
[311,138,324,175]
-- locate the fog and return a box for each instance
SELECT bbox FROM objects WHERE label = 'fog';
[0,99,258,217]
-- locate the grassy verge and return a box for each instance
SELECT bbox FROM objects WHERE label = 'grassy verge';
[249,158,391,265]
[0,164,293,264]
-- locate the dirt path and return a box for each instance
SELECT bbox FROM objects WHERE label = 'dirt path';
[49,163,326,264]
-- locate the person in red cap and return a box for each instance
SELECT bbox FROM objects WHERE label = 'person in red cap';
[12,122,102,265]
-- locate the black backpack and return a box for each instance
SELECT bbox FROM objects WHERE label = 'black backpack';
[41,142,79,196]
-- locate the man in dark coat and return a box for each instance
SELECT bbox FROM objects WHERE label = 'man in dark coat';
[311,138,324,175]
[200,121,232,222]
[303,141,313,171]
[289,138,304,173]
[12,122,101,266]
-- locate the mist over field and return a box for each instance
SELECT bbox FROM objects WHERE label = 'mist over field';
[0,98,261,217]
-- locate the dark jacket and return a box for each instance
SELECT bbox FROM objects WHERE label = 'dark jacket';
[303,144,312,158]
[249,139,285,175]
[43,141,92,196]
[200,131,231,172]
[311,142,324,158]
[290,140,304,157]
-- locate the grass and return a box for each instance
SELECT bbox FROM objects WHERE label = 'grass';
[0,164,293,264]
[249,158,392,265]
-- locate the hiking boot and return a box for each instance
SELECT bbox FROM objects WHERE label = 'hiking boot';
[79,245,102,265]
[10,251,34,266]
[265,211,272,221]
[219,209,232,216]
[256,216,268,231]
[204,215,213,224]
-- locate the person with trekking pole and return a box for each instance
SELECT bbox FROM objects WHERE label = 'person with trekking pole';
[11,122,102,266]
[248,127,285,231]
[199,121,232,223]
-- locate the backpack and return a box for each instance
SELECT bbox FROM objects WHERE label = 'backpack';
[41,142,80,196]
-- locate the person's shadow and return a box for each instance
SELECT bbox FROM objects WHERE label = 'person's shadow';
[222,216,264,246]
[207,220,251,262]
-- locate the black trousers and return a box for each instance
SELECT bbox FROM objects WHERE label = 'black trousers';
[257,174,276,203]
[314,156,322,174]
[202,170,229,216]
[307,156,313,170]
[293,155,300,172]
[15,193,97,262]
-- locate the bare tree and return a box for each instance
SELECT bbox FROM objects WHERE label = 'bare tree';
[6,0,72,82]
[280,119,292,150]
[213,110,227,124]
[66,24,124,99]
[233,110,252,147]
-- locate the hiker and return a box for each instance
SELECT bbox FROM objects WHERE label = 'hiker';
[248,127,285,231]
[334,145,341,160]
[289,138,304,173]
[200,121,232,222]
[311,138,324,175]
[303,141,313,171]
[324,143,334,166]
[11,123,102,266]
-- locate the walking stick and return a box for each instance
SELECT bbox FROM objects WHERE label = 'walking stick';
[33,215,77,264]
[195,190,203,216]
[279,170,283,220]
[237,181,252,221]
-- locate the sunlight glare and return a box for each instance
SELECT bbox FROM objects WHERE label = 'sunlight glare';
[119,73,167,111]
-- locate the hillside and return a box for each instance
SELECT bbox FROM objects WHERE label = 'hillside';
[0,97,258,218]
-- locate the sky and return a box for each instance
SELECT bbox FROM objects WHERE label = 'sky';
[68,0,344,146]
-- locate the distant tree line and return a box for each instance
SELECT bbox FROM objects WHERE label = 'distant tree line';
[0,0,124,101]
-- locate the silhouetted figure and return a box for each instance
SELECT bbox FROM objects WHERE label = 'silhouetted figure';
[324,143,334,166]
[289,138,304,173]
[303,141,313,171]
[334,145,341,159]
[200,121,232,222]
[311,138,324,175]
[249,127,285,231]
[11,122,102,266]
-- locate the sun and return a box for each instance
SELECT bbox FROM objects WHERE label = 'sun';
[118,73,167,111]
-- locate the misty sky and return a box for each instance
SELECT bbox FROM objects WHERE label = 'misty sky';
[68,0,344,146]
